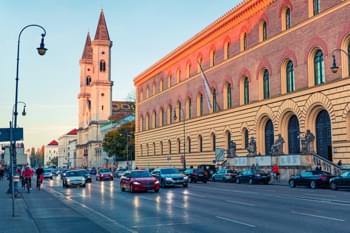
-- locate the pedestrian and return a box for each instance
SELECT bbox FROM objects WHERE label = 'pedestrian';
[337,160,342,167]
[315,163,322,171]
[36,165,44,190]
[251,163,256,171]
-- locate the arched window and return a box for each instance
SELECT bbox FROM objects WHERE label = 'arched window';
[224,41,230,60]
[140,115,144,131]
[187,137,191,153]
[86,76,91,86]
[160,79,164,92]
[177,138,181,154]
[160,141,163,155]
[160,108,165,127]
[199,94,203,116]
[100,60,106,72]
[313,0,320,16]
[167,75,172,88]
[240,33,247,51]
[197,56,203,73]
[146,87,150,98]
[198,135,203,152]
[152,111,156,128]
[260,21,267,42]
[168,140,172,154]
[146,144,149,156]
[263,69,270,99]
[167,105,173,124]
[226,131,231,150]
[210,49,215,67]
[152,83,156,95]
[176,101,182,121]
[212,88,217,112]
[243,128,249,149]
[244,77,249,105]
[186,97,192,119]
[145,113,150,130]
[140,145,143,156]
[286,60,295,93]
[211,133,216,152]
[153,142,156,155]
[87,100,91,110]
[226,82,232,109]
[176,69,181,83]
[186,63,191,78]
[314,49,325,85]
[285,8,291,29]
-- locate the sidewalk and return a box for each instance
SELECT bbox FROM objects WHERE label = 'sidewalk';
[0,179,109,233]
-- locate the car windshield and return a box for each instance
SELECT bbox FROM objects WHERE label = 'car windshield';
[100,169,111,173]
[161,168,179,174]
[66,171,84,177]
[77,170,88,175]
[341,171,350,177]
[44,169,52,173]
[131,171,151,178]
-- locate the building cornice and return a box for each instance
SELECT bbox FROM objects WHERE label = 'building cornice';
[133,0,275,86]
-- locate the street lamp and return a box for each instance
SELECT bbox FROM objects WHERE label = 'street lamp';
[10,24,47,217]
[173,108,186,169]
[120,132,133,170]
[330,48,349,74]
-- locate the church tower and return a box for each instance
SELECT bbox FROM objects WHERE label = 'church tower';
[77,10,113,167]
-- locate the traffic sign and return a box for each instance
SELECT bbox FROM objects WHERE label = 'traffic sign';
[0,128,23,142]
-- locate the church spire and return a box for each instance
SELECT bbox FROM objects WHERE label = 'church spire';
[81,32,92,60]
[94,10,110,41]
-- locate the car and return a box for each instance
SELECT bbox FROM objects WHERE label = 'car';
[114,168,127,178]
[236,169,270,184]
[62,170,86,188]
[76,169,92,183]
[151,168,188,188]
[96,168,114,181]
[198,164,217,179]
[212,169,237,182]
[89,167,97,175]
[329,171,350,190]
[120,170,160,193]
[289,170,334,189]
[184,168,208,183]
[43,168,54,179]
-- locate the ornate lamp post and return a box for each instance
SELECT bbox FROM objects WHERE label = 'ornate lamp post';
[330,48,349,74]
[173,108,186,169]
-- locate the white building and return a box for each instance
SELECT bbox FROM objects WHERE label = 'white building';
[44,140,59,166]
[58,129,77,168]
[3,143,28,167]
[68,139,77,168]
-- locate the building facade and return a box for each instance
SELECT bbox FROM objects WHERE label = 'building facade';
[76,11,113,168]
[68,139,77,168]
[58,129,77,168]
[44,140,58,166]
[134,0,350,168]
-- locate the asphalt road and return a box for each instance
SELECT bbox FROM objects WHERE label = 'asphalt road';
[45,177,350,233]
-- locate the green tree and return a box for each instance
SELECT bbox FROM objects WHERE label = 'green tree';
[102,121,135,161]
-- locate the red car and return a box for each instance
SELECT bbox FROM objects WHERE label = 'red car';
[96,168,114,181]
[120,170,160,193]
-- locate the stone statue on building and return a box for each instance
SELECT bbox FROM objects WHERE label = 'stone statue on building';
[227,140,237,158]
[247,137,257,156]
[300,130,315,154]
[271,134,285,156]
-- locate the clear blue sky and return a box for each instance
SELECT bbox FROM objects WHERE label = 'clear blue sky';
[0,0,240,149]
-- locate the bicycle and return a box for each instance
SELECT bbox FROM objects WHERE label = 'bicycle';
[272,172,280,183]
[24,177,32,193]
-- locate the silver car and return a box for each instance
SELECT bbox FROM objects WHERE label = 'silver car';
[43,168,54,179]
[62,170,86,188]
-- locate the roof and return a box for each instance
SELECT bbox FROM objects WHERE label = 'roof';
[47,140,58,146]
[94,10,110,41]
[66,128,78,135]
[81,32,93,60]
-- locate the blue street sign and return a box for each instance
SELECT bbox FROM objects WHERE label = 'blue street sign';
[0,128,23,142]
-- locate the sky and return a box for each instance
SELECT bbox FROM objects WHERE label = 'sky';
[0,0,240,149]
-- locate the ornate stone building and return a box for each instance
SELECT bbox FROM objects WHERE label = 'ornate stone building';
[134,0,350,168]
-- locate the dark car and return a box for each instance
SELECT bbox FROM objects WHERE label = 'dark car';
[76,169,92,183]
[289,170,334,189]
[198,164,216,179]
[329,171,350,190]
[96,168,113,181]
[212,169,237,182]
[236,169,270,184]
[120,170,160,193]
[152,168,188,188]
[89,167,97,175]
[184,168,208,183]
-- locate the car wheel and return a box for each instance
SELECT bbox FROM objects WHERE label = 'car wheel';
[120,185,125,192]
[310,181,317,189]
[154,189,159,193]
[249,178,253,185]
[183,183,188,188]
[289,180,296,188]
[236,178,240,184]
[203,180,207,184]
[330,182,337,190]
[82,184,86,188]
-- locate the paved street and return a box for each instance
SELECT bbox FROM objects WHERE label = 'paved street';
[41,177,350,233]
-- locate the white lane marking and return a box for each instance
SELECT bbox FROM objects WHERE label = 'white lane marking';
[216,216,256,228]
[295,196,350,207]
[226,200,256,207]
[131,222,190,228]
[47,188,138,233]
[291,211,345,222]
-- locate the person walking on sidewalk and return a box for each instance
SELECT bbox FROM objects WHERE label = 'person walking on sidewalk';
[0,165,4,181]
[36,165,44,190]
[272,163,280,182]
[22,166,34,193]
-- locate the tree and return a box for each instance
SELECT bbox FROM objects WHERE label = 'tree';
[49,156,58,167]
[102,121,135,161]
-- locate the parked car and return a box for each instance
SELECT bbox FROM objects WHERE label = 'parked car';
[198,164,216,179]
[114,168,127,178]
[62,170,86,188]
[120,170,160,193]
[76,169,92,183]
[43,168,54,179]
[236,169,270,184]
[89,167,97,175]
[184,168,208,183]
[289,170,334,189]
[212,169,238,182]
[96,168,113,181]
[329,171,350,190]
[151,168,188,188]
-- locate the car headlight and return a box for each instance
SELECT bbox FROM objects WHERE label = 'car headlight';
[256,174,261,177]
[184,176,188,180]
[66,178,71,182]
[165,177,172,181]
[154,180,159,184]
[133,181,141,185]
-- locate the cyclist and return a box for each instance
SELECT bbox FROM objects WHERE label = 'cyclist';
[22,166,34,193]
[36,165,44,190]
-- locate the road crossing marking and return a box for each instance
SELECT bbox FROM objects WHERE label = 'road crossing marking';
[216,216,256,228]
[291,211,345,222]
